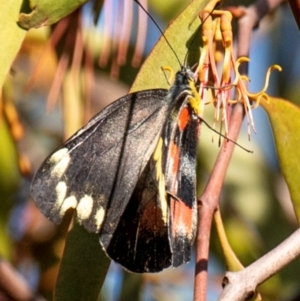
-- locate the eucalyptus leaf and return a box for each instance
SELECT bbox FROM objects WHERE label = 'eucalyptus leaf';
[18,0,88,29]
[55,223,110,301]
[130,0,210,93]
[261,97,300,223]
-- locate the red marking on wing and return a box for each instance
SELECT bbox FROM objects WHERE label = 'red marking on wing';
[178,107,190,131]
[168,141,193,239]
[170,198,193,239]
[140,203,166,230]
[169,108,194,239]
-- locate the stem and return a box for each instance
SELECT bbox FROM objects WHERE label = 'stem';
[193,103,245,301]
[193,1,286,300]
[218,228,300,301]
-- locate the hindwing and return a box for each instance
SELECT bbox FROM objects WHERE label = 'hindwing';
[103,157,171,272]
[103,93,201,272]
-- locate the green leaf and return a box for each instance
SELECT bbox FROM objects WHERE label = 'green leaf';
[18,0,88,29]
[0,119,20,207]
[0,119,20,258]
[130,0,210,93]
[55,223,110,301]
[261,97,300,223]
[0,1,27,90]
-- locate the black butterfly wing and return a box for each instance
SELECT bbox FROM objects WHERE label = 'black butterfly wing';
[31,89,169,241]
[102,102,200,273]
[103,157,172,272]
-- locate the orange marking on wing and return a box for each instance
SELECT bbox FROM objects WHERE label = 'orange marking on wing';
[170,199,193,239]
[178,107,190,131]
[169,141,180,176]
[168,108,194,239]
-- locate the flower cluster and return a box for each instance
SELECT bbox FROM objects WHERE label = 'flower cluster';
[196,3,281,138]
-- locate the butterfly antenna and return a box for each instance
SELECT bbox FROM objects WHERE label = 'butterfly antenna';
[199,117,253,153]
[133,0,182,68]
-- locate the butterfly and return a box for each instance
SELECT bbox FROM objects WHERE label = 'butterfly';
[31,64,203,273]
[30,0,216,273]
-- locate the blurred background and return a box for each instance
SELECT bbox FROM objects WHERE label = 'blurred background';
[1,0,300,300]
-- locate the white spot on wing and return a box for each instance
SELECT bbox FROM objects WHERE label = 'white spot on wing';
[60,195,78,215]
[95,206,105,230]
[55,181,67,211]
[50,148,70,177]
[77,195,94,221]
[181,155,194,184]
[49,148,69,163]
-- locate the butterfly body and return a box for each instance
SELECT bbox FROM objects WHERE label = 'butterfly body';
[31,67,202,272]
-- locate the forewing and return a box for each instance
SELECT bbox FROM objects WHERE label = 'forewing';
[31,89,169,236]
[164,105,200,267]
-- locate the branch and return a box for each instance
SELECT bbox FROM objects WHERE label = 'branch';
[218,228,300,301]
[193,1,287,300]
[228,0,285,58]
[194,103,245,301]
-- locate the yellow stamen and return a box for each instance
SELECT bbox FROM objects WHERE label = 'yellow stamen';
[196,3,281,138]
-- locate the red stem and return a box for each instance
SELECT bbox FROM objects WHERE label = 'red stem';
[193,0,287,299]
[193,103,245,301]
